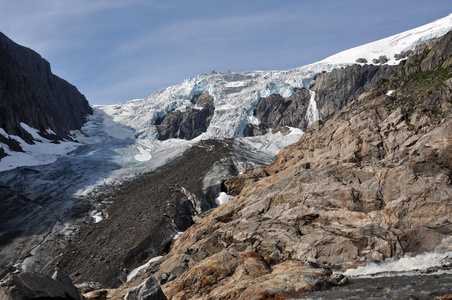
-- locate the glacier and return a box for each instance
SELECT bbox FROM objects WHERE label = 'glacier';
[1,13,452,199]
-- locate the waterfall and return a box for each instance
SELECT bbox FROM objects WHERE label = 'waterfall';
[305,90,319,127]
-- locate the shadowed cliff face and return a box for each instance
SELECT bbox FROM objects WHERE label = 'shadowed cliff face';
[156,92,215,140]
[244,65,395,136]
[312,64,394,120]
[0,32,92,145]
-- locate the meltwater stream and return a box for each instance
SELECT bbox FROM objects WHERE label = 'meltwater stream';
[303,252,452,300]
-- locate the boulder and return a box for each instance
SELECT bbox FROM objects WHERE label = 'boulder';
[0,271,81,300]
[52,270,84,300]
[125,277,167,300]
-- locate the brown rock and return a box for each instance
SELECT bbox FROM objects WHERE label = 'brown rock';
[163,251,338,300]
[223,167,268,196]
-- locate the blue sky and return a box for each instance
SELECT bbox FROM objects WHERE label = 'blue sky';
[0,1,451,105]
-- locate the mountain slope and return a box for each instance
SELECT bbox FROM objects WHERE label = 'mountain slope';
[105,26,452,299]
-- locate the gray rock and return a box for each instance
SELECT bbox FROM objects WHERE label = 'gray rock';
[420,30,452,71]
[0,272,77,300]
[356,58,368,63]
[372,55,389,64]
[251,88,311,133]
[312,64,394,120]
[52,270,84,300]
[300,161,310,169]
[125,277,167,300]
[156,92,214,140]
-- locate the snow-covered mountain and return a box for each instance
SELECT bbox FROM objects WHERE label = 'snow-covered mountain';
[107,12,452,139]
[1,13,452,198]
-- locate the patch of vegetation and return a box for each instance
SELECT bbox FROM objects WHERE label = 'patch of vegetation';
[393,66,451,101]
[426,109,445,118]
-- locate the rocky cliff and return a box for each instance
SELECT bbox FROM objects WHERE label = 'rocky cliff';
[156,92,215,140]
[102,30,452,299]
[0,32,92,147]
[243,63,394,136]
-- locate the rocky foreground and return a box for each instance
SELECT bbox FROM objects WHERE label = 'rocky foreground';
[97,31,452,299]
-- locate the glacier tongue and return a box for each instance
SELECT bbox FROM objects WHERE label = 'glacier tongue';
[102,66,323,141]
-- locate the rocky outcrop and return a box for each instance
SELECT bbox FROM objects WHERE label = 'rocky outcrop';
[223,167,268,196]
[246,63,394,136]
[0,32,92,146]
[0,270,82,300]
[125,277,167,300]
[156,92,214,140]
[312,63,394,120]
[247,88,312,134]
[162,251,343,300]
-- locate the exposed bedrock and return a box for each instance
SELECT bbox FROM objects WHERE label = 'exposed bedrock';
[245,64,395,136]
[156,92,214,140]
[312,64,394,120]
[250,88,311,134]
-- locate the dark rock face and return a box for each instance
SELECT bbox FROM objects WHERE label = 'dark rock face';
[156,92,214,140]
[0,32,92,144]
[312,64,394,120]
[256,88,311,130]
[244,88,311,136]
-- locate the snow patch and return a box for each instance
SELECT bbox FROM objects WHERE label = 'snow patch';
[46,128,56,135]
[134,146,152,161]
[322,13,452,66]
[173,231,183,240]
[92,211,103,223]
[20,123,44,141]
[215,192,234,205]
[127,256,163,282]
[386,90,395,96]
[0,126,80,172]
